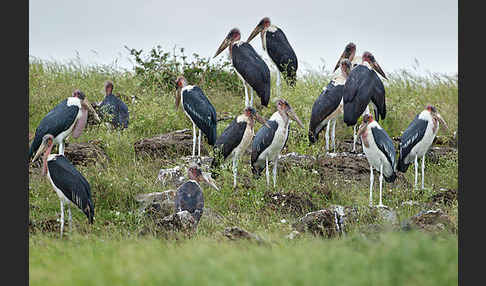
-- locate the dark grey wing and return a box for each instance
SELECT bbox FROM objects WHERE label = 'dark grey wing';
[214,118,247,159]
[232,42,271,107]
[308,84,343,144]
[116,97,130,129]
[182,86,218,145]
[265,27,298,86]
[47,155,94,223]
[251,120,279,174]
[175,181,204,222]
[369,71,386,121]
[371,126,396,170]
[29,99,79,159]
[397,116,428,172]
[343,66,373,126]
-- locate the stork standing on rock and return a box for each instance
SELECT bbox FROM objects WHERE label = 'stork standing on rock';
[29,89,100,160]
[308,59,352,152]
[32,134,95,238]
[247,17,298,96]
[175,164,219,223]
[175,76,218,158]
[214,28,271,108]
[357,114,397,207]
[397,105,449,189]
[251,99,304,187]
[211,107,270,188]
[343,51,388,152]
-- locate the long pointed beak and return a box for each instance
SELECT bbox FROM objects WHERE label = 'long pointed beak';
[84,99,100,122]
[175,89,181,110]
[333,51,346,72]
[202,172,219,191]
[247,25,263,43]
[436,113,449,132]
[214,38,231,58]
[288,108,304,128]
[32,141,47,163]
[372,61,388,80]
[255,113,270,128]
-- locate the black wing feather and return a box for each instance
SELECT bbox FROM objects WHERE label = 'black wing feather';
[369,72,386,121]
[175,181,204,223]
[232,42,271,106]
[29,99,79,159]
[251,120,279,174]
[99,94,130,129]
[265,28,298,86]
[397,116,428,172]
[214,118,247,159]
[371,126,397,179]
[47,155,94,223]
[308,83,343,144]
[182,86,218,145]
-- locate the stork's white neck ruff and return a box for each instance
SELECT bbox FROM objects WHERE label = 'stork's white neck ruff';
[67,96,82,108]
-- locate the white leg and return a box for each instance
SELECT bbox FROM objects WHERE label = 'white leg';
[68,205,72,233]
[421,155,425,189]
[59,141,65,155]
[265,156,270,186]
[198,129,201,158]
[332,118,337,152]
[244,81,250,107]
[232,155,238,188]
[363,105,371,116]
[276,70,281,98]
[325,122,330,151]
[414,155,418,190]
[192,123,196,157]
[60,200,64,238]
[352,125,357,152]
[369,164,374,206]
[250,85,254,107]
[378,163,385,207]
[272,158,278,188]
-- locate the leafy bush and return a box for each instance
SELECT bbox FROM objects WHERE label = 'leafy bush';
[125,45,242,95]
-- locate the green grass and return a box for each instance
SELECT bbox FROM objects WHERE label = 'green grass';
[29,57,458,285]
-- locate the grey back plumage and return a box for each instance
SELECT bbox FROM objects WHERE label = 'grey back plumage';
[175,181,204,223]
[99,94,129,129]
[265,27,298,86]
[397,115,428,172]
[182,86,218,145]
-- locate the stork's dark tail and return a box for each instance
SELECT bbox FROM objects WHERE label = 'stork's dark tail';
[210,146,224,178]
[308,130,318,145]
[207,125,218,146]
[396,155,411,173]
[385,171,397,183]
[84,200,95,224]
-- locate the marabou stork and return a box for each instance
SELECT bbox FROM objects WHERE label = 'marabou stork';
[214,28,271,108]
[247,17,298,97]
[175,76,218,158]
[251,99,304,187]
[397,105,449,189]
[308,59,352,152]
[211,107,269,188]
[333,42,361,72]
[343,51,388,152]
[175,164,219,223]
[32,134,95,238]
[98,80,129,129]
[29,89,100,161]
[357,114,397,207]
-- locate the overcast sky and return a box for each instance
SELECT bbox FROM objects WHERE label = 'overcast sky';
[29,0,457,75]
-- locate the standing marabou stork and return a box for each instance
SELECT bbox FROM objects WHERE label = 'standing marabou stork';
[251,99,304,187]
[247,17,298,97]
[175,76,218,158]
[308,59,352,152]
[175,164,219,223]
[32,134,95,238]
[29,89,100,161]
[343,51,388,152]
[397,105,449,189]
[357,114,397,207]
[211,107,269,188]
[214,28,271,108]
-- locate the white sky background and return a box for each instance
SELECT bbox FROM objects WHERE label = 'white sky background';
[29,0,457,75]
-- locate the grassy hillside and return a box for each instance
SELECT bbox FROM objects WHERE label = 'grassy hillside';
[28,55,458,285]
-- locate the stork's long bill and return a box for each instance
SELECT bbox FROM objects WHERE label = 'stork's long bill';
[214,28,240,58]
[247,17,270,43]
[427,105,449,132]
[334,42,356,72]
[362,51,388,80]
[175,76,187,109]
[32,134,55,176]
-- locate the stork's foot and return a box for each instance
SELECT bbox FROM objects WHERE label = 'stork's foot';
[376,204,388,209]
